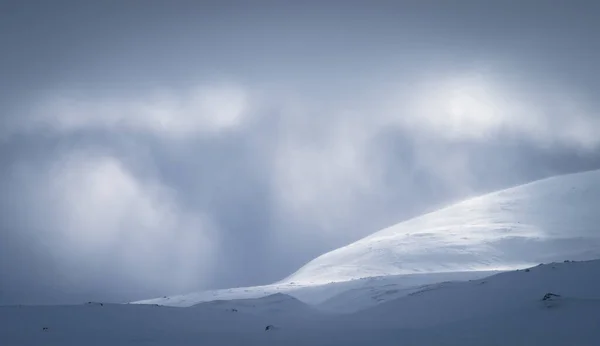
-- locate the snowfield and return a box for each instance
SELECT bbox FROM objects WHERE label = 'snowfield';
[3,170,600,345]
[2,260,600,345]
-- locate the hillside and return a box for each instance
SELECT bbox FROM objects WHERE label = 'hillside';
[284,169,600,284]
[135,170,600,308]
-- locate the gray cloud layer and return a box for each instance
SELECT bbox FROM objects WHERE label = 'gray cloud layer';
[1,1,600,304]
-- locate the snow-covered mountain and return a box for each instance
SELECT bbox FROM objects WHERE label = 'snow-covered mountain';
[284,169,600,284]
[135,169,600,308]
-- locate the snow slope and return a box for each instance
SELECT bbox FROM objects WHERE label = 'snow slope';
[316,270,499,313]
[4,260,600,345]
[135,170,600,309]
[285,169,600,284]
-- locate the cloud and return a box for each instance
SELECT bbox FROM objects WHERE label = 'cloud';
[9,151,217,295]
[11,83,253,139]
[8,66,599,245]
[265,66,600,245]
[383,68,600,150]
[267,97,380,238]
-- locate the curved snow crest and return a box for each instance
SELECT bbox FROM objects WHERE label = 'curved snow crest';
[282,169,600,284]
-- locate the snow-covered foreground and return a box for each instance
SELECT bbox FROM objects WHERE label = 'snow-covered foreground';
[3,260,600,345]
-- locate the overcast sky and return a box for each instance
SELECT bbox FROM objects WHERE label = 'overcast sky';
[1,0,600,305]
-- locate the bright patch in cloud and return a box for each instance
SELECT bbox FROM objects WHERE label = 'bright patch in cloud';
[22,84,251,138]
[32,153,217,290]
[385,69,600,150]
[268,99,389,240]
